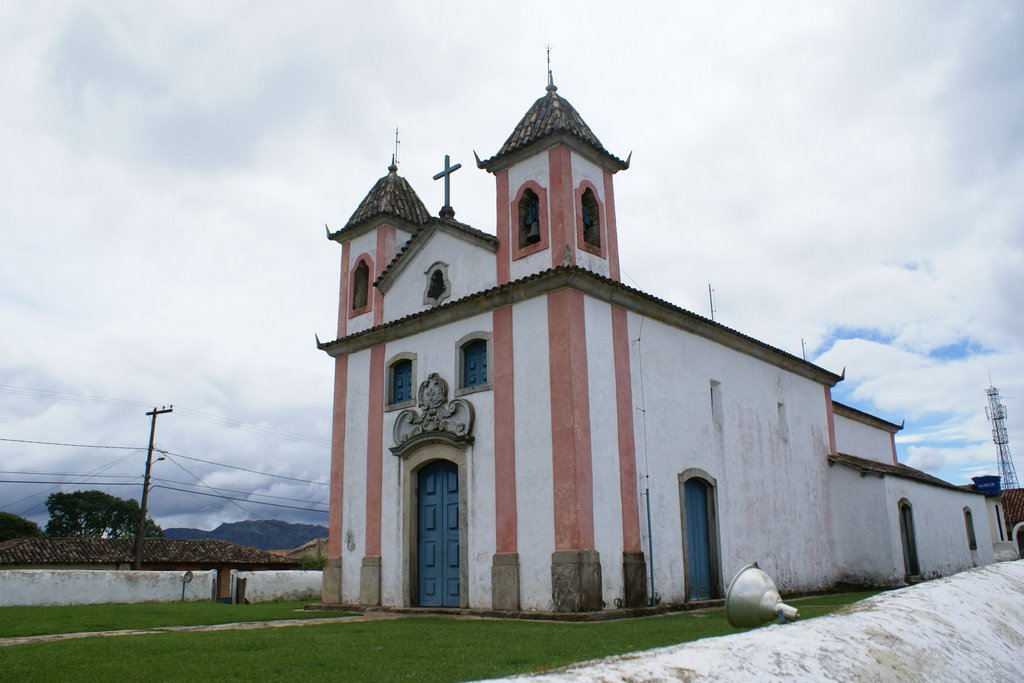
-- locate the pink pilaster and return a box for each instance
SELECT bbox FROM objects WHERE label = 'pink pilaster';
[547,289,595,550]
[611,306,641,552]
[327,355,348,559]
[365,344,385,556]
[493,306,517,553]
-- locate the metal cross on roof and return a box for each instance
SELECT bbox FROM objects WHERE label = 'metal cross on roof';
[432,154,462,216]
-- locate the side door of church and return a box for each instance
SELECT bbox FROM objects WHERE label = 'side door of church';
[417,460,460,607]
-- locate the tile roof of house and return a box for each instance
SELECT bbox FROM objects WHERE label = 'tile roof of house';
[828,452,971,493]
[0,537,300,567]
[1003,488,1024,525]
[337,163,432,233]
[478,85,628,171]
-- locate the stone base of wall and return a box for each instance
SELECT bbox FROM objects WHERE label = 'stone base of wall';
[359,556,381,606]
[551,549,602,612]
[622,551,648,607]
[321,558,343,603]
[491,552,520,610]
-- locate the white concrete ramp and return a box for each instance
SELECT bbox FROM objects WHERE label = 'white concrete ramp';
[500,562,1024,682]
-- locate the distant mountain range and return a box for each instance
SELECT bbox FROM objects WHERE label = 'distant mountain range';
[164,519,327,551]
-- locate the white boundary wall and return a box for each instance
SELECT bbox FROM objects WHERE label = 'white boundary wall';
[236,570,322,603]
[0,569,216,606]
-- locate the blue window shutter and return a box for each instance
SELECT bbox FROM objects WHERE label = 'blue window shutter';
[462,340,487,387]
[392,360,412,403]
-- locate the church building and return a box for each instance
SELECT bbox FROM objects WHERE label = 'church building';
[318,75,996,612]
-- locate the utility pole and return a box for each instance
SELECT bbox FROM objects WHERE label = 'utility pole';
[133,405,172,570]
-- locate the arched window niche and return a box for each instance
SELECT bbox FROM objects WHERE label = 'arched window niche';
[455,332,492,397]
[519,188,541,248]
[581,187,601,250]
[386,353,417,410]
[350,256,372,317]
[423,262,451,307]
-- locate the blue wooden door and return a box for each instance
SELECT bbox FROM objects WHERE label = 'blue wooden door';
[684,478,712,600]
[418,460,459,607]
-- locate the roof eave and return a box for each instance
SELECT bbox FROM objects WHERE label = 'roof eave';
[477,132,629,175]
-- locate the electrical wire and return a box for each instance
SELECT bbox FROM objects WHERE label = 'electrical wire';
[0,437,141,450]
[159,452,266,521]
[150,477,328,506]
[155,449,327,486]
[150,484,328,513]
[0,480,139,486]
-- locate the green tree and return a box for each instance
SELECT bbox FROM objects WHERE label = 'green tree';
[0,512,45,542]
[44,490,164,539]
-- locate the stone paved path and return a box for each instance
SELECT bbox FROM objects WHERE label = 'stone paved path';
[0,611,408,648]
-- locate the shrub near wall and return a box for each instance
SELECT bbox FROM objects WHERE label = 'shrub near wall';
[0,569,216,607]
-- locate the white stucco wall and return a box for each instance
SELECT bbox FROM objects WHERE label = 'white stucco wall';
[512,295,555,610]
[340,347,372,603]
[833,412,895,464]
[583,296,625,607]
[884,477,993,579]
[0,569,216,607]
[380,230,496,323]
[828,463,897,584]
[375,313,496,608]
[236,570,321,603]
[628,312,837,603]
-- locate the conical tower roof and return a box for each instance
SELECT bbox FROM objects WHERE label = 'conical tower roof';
[478,83,628,172]
[341,162,432,232]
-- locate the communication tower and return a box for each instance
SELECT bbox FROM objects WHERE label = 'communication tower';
[986,385,1019,490]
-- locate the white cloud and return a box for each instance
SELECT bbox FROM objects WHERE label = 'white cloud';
[1,0,1021,526]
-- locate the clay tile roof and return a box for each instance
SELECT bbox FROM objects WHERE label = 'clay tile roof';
[1003,488,1024,526]
[0,537,300,567]
[340,165,432,232]
[828,453,969,493]
[479,87,628,170]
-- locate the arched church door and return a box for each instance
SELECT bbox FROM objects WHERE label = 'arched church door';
[899,500,920,577]
[417,460,460,607]
[684,478,713,600]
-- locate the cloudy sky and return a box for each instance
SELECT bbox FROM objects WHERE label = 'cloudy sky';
[1,1,1021,533]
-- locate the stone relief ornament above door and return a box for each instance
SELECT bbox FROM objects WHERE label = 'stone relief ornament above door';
[391,372,474,457]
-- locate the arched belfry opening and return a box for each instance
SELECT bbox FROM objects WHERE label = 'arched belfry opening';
[518,188,541,247]
[581,187,600,249]
[352,259,370,310]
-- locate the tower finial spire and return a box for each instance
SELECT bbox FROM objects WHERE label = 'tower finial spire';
[546,44,557,92]
[389,127,400,172]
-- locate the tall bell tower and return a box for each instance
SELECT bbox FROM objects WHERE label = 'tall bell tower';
[476,72,630,286]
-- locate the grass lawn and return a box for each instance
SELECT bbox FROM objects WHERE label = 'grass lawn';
[0,601,357,638]
[0,591,878,682]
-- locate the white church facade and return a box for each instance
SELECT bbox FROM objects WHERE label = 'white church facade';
[318,78,995,612]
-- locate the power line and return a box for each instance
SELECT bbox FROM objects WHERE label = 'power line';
[159,452,266,521]
[151,484,328,513]
[155,449,327,486]
[0,470,139,478]
[151,477,328,506]
[0,437,141,450]
[5,450,144,516]
[0,480,139,486]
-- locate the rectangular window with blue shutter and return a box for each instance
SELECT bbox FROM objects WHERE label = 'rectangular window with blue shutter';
[392,359,412,403]
[462,339,487,388]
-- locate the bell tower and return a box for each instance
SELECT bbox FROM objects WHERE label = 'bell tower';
[476,74,630,285]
